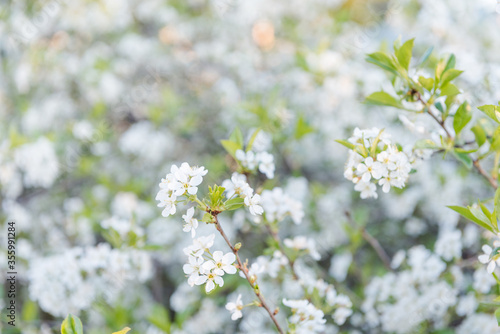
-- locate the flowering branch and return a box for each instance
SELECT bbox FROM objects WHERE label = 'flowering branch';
[213,214,285,334]
[416,92,498,190]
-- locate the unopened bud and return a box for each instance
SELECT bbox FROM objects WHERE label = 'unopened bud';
[273,307,279,315]
[234,242,242,251]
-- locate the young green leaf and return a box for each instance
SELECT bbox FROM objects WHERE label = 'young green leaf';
[448,205,494,232]
[335,139,356,150]
[491,127,500,152]
[364,91,402,109]
[470,206,493,228]
[202,212,214,223]
[224,197,245,210]
[478,105,500,123]
[395,38,414,70]
[452,150,473,169]
[418,46,433,67]
[366,52,398,75]
[418,76,434,91]
[295,115,315,139]
[112,328,131,334]
[444,54,456,72]
[246,128,262,152]
[453,102,472,136]
[471,123,487,147]
[440,83,460,97]
[495,184,500,228]
[435,59,446,81]
[440,69,463,87]
[370,129,385,157]
[220,140,241,157]
[229,127,244,148]
[61,314,84,334]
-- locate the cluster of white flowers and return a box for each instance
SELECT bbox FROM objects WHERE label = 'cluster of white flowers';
[434,229,462,261]
[284,236,321,260]
[362,245,460,333]
[28,244,152,317]
[13,137,60,188]
[343,128,413,199]
[283,299,327,333]
[261,187,304,224]
[306,279,353,326]
[235,149,275,179]
[222,172,263,216]
[182,234,237,293]
[155,162,208,217]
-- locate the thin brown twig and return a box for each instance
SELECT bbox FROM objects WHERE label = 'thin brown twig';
[344,211,394,272]
[473,159,498,189]
[416,93,453,139]
[213,215,285,334]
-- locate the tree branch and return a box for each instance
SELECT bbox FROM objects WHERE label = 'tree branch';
[213,215,284,334]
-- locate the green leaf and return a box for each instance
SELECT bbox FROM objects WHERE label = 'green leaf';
[418,76,434,91]
[395,38,414,70]
[435,101,445,115]
[61,314,84,334]
[202,212,214,223]
[471,123,487,147]
[335,139,356,150]
[370,129,385,157]
[220,140,241,157]
[113,328,131,334]
[147,304,171,333]
[448,205,494,232]
[366,52,398,75]
[414,139,440,150]
[452,150,473,169]
[295,115,315,139]
[491,127,500,152]
[440,69,463,87]
[495,186,500,228]
[470,206,493,228]
[435,59,446,81]
[440,83,460,97]
[224,197,245,210]
[495,308,500,326]
[229,127,244,148]
[364,91,402,109]
[454,148,477,154]
[479,202,492,220]
[478,105,500,123]
[418,46,433,67]
[246,128,262,152]
[208,185,226,209]
[444,54,456,72]
[453,102,472,136]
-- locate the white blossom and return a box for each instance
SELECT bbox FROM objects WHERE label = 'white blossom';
[182,207,199,238]
[225,294,244,320]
